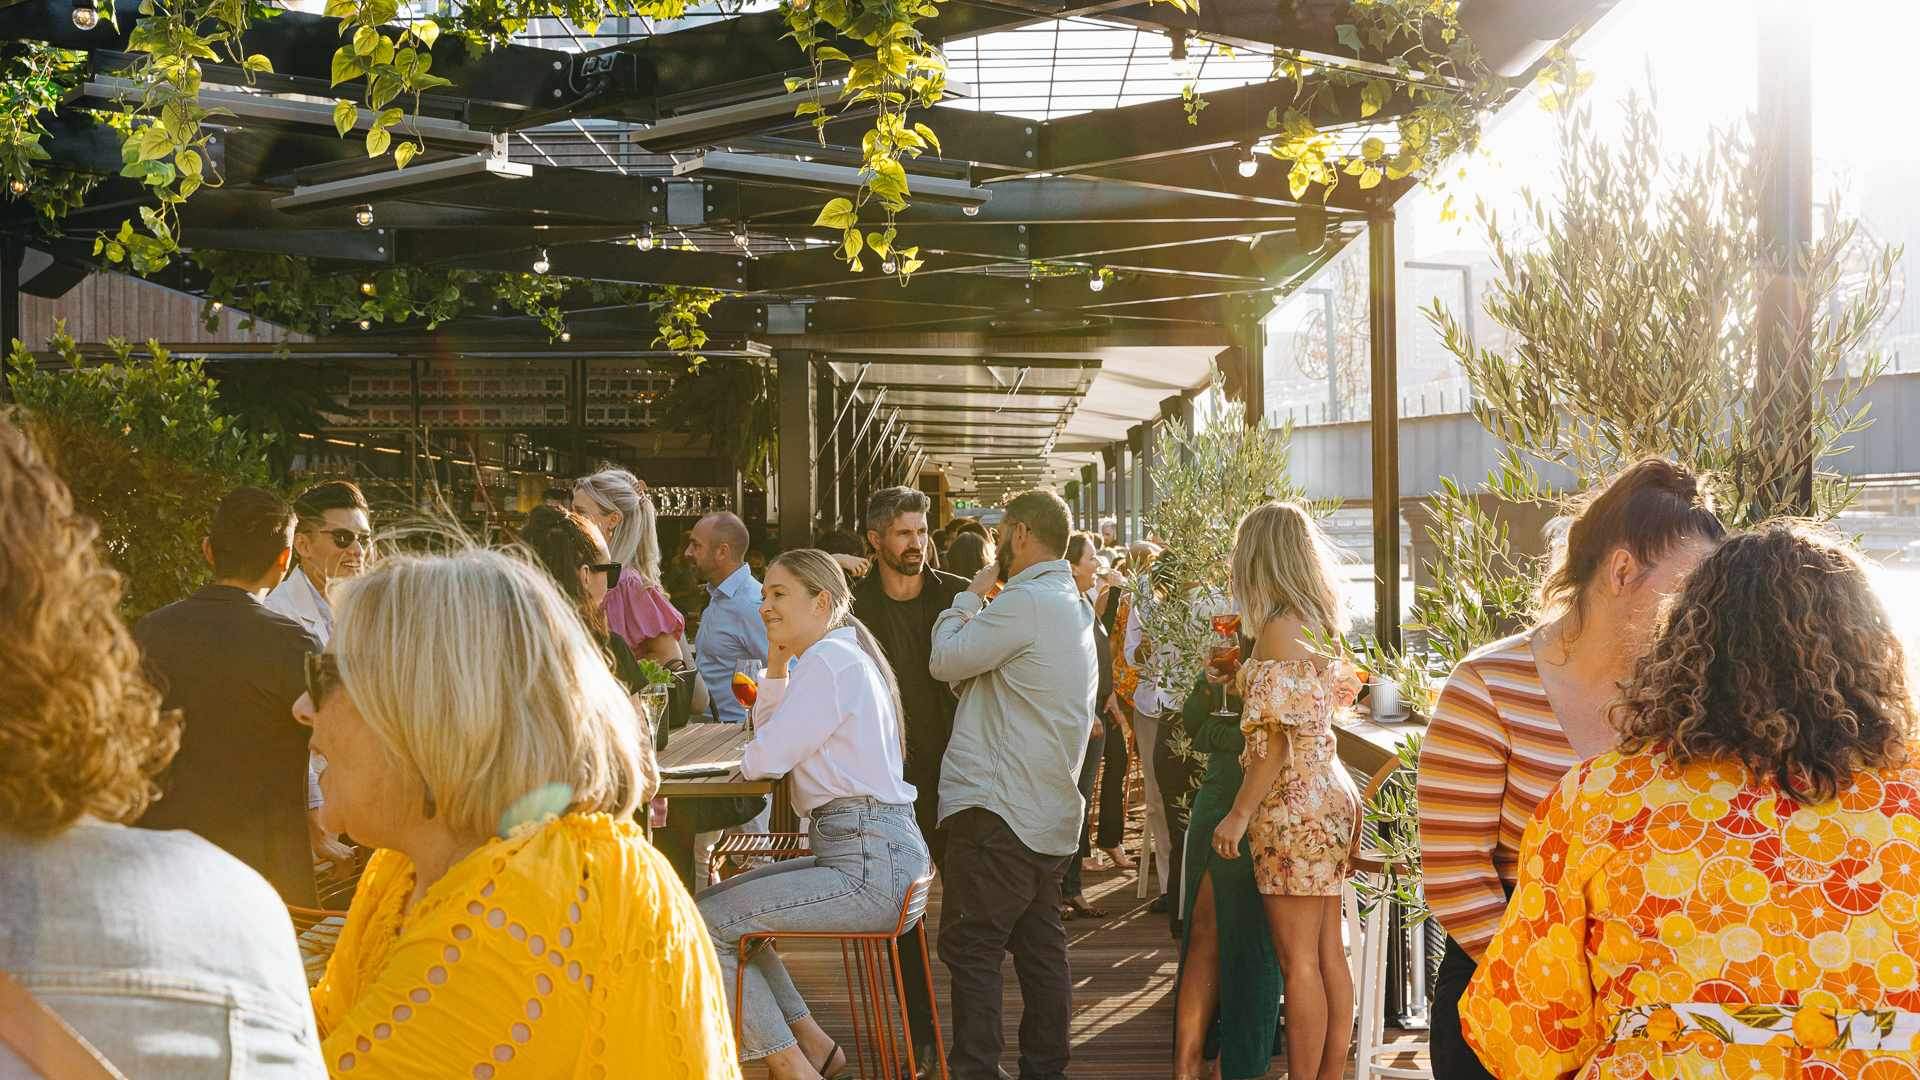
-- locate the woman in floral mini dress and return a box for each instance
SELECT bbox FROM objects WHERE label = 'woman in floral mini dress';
[1209,501,1362,1080]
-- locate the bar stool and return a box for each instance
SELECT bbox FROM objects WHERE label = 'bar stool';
[1349,757,1431,1080]
[735,871,948,1080]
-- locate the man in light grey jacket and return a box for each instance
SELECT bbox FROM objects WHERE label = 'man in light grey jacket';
[930,488,1097,1080]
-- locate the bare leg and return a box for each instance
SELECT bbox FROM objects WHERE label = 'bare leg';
[1314,896,1354,1080]
[1173,871,1222,1077]
[1264,895,1330,1080]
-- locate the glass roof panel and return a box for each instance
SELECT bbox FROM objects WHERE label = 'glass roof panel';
[939,18,1277,121]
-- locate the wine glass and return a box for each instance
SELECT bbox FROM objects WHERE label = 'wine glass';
[731,660,760,733]
[1207,610,1243,718]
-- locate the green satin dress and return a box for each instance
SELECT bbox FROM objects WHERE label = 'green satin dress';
[1175,674,1283,1078]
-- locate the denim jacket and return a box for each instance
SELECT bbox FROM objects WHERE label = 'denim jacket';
[0,818,324,1078]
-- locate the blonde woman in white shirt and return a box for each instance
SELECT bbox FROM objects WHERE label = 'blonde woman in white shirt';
[695,548,931,1080]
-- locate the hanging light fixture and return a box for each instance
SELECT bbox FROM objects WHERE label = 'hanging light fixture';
[353,204,374,227]
[1087,272,1105,293]
[357,318,372,331]
[1237,145,1260,178]
[635,225,656,251]
[209,300,223,313]
[962,204,980,217]
[70,0,99,31]
[7,178,25,196]
[733,226,752,252]
[559,330,572,343]
[359,279,376,296]
[532,248,550,274]
[1169,31,1200,82]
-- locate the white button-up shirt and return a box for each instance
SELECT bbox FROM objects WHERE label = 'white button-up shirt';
[264,566,332,644]
[741,627,918,816]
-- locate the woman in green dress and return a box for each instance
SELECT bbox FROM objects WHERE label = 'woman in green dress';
[1173,666,1284,1080]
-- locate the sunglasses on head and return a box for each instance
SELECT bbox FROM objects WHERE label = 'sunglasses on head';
[305,652,340,705]
[311,527,373,551]
[591,562,621,591]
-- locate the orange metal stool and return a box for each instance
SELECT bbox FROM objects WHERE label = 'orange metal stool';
[735,871,948,1080]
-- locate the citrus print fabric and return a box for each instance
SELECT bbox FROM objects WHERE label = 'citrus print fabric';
[311,812,740,1079]
[1461,746,1920,1080]
[1238,657,1363,897]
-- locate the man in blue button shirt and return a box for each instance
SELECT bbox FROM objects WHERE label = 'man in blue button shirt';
[685,511,768,723]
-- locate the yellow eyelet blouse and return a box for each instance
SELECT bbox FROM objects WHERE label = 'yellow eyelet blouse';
[311,812,740,1079]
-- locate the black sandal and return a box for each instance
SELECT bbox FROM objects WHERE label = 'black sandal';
[1064,894,1108,920]
[811,1040,847,1079]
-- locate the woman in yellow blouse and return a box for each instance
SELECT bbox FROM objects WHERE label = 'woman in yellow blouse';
[1462,526,1920,1080]
[295,546,739,1078]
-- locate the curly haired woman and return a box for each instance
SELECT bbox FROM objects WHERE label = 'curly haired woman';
[0,414,324,1076]
[1462,525,1920,1079]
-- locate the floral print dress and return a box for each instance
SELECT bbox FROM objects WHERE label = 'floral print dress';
[1238,657,1363,897]
[1462,745,1920,1080]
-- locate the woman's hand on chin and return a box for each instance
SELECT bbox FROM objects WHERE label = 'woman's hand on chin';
[766,640,795,679]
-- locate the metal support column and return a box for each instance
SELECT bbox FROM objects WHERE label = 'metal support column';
[815,363,839,529]
[0,234,19,404]
[570,356,588,476]
[408,354,423,506]
[1128,422,1152,536]
[775,350,817,552]
[1755,0,1814,516]
[1113,440,1130,544]
[1367,213,1402,651]
[1080,463,1097,530]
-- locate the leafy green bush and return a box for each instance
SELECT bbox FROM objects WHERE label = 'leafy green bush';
[5,322,273,619]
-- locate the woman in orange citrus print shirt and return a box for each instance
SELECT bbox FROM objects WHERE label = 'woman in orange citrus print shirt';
[1461,526,1920,1080]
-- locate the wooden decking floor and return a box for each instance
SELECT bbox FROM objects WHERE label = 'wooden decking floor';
[776,851,1431,1079]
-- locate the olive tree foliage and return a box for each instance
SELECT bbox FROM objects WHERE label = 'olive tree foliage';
[1428,59,1897,528]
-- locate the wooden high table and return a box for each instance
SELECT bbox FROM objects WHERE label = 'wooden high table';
[1335,712,1431,1029]
[655,723,797,889]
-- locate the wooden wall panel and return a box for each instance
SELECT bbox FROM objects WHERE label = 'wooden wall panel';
[17,272,306,350]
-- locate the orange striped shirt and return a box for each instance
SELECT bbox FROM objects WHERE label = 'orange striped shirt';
[1415,632,1579,962]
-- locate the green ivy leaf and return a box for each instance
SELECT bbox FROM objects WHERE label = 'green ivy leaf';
[412,17,439,46]
[394,140,419,169]
[330,49,363,87]
[365,125,391,157]
[1360,79,1389,119]
[912,122,941,156]
[352,24,382,56]
[241,53,273,74]
[1335,23,1363,53]
[813,197,857,229]
[332,98,357,137]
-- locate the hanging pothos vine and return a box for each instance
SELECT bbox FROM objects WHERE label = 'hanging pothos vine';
[783,0,949,279]
[1166,0,1505,209]
[190,251,729,371]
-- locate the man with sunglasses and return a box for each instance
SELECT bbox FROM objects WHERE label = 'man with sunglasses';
[265,480,371,883]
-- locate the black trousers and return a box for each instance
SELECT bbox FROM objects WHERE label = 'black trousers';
[1429,935,1499,1080]
[899,772,947,1056]
[1094,720,1128,850]
[938,807,1073,1080]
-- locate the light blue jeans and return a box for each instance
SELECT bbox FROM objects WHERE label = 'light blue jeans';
[696,796,931,1061]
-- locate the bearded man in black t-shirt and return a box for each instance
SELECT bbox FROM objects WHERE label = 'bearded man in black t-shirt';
[849,485,966,1071]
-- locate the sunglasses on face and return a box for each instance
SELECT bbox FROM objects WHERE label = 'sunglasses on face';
[311,528,373,551]
[591,562,621,591]
[305,652,341,705]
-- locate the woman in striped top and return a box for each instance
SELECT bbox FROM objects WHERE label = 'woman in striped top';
[1417,458,1725,1079]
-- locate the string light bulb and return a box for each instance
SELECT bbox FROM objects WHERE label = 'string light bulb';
[1169,31,1199,82]
[733,227,752,252]
[635,226,656,252]
[7,178,25,196]
[353,204,374,227]
[963,204,980,217]
[559,330,572,343]
[881,257,898,274]
[532,248,550,274]
[209,300,223,313]
[70,0,98,30]
[1237,146,1260,178]
[359,280,376,296]
[357,318,371,331]
[1088,272,1105,292]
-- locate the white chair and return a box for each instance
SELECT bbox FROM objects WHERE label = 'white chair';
[1349,758,1432,1080]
